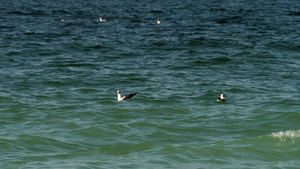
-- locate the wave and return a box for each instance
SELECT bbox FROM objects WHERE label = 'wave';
[270,130,300,142]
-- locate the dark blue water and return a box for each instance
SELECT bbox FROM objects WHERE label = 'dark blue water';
[1,0,300,168]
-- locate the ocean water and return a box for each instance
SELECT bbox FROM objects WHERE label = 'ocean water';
[1,0,300,168]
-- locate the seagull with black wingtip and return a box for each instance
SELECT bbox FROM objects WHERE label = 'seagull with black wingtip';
[117,90,138,102]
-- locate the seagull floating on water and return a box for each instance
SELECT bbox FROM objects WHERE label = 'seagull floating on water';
[100,17,106,22]
[157,19,161,24]
[117,90,138,102]
[217,94,227,102]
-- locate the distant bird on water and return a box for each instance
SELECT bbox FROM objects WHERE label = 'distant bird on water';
[157,19,161,24]
[117,90,138,101]
[217,94,227,102]
[100,17,106,22]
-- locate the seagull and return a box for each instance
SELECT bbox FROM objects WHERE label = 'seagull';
[100,17,106,22]
[117,90,138,102]
[217,94,227,102]
[157,19,161,24]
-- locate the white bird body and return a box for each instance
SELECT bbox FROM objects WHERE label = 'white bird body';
[217,94,227,102]
[100,17,106,22]
[117,90,137,101]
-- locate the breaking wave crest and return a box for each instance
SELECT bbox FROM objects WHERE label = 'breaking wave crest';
[270,130,300,142]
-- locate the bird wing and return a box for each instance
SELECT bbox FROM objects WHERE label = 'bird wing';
[124,92,137,100]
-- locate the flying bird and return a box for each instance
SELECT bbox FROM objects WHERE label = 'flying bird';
[217,94,227,102]
[117,90,138,101]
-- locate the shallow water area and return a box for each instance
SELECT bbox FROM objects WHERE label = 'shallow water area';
[1,0,300,168]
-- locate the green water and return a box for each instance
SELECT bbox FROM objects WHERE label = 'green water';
[1,0,300,168]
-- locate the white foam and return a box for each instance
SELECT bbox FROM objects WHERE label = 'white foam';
[271,130,300,138]
[270,130,300,143]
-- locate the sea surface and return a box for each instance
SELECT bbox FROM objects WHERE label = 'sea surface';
[1,0,300,168]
